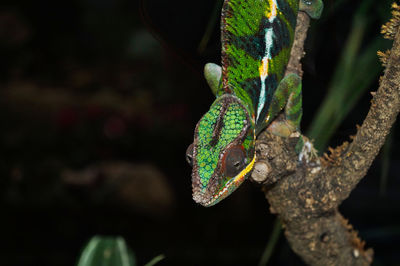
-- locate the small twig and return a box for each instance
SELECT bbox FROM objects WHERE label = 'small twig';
[285,12,310,78]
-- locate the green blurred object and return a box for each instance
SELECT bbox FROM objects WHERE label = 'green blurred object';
[77,236,136,266]
[258,218,282,266]
[307,0,386,151]
[197,0,224,53]
[143,254,165,266]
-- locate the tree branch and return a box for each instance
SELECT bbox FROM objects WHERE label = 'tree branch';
[329,23,400,204]
[285,12,310,78]
[251,8,400,265]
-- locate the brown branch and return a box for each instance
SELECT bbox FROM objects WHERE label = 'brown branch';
[251,8,400,265]
[285,12,310,78]
[328,22,400,204]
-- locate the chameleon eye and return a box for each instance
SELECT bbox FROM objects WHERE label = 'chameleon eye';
[186,143,194,166]
[222,145,246,177]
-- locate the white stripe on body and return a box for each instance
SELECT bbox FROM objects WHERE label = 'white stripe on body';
[256,0,278,122]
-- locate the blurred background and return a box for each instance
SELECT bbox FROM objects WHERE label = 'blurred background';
[1,0,400,265]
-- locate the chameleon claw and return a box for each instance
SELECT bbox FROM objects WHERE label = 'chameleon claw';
[297,135,320,165]
[299,0,324,19]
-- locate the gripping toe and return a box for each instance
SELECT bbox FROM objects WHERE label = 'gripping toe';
[299,0,324,19]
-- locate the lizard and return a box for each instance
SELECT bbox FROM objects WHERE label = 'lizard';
[186,0,323,207]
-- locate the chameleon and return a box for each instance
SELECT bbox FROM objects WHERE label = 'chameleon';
[186,0,323,207]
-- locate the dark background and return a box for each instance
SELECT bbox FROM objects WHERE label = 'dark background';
[0,0,399,265]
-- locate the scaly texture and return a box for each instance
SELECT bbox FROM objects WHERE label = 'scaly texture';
[192,95,255,206]
[196,100,247,184]
[221,0,299,127]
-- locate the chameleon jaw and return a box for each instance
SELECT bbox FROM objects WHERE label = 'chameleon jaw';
[193,154,256,207]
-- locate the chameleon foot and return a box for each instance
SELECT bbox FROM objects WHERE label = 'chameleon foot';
[296,135,320,166]
[265,73,302,137]
[300,0,324,19]
[204,63,222,96]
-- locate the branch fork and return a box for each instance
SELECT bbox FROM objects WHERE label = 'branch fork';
[250,7,400,265]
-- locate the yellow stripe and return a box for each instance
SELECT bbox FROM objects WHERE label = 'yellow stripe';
[265,0,277,20]
[259,57,269,80]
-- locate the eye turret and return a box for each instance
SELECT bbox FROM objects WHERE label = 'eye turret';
[186,143,194,166]
[222,145,246,177]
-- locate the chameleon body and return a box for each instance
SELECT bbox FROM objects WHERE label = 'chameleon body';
[187,0,323,207]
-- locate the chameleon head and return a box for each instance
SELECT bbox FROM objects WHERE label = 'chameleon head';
[186,95,256,207]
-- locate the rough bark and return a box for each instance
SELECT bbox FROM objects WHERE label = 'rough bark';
[250,10,400,266]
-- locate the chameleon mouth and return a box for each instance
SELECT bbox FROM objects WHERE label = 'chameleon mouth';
[192,155,256,207]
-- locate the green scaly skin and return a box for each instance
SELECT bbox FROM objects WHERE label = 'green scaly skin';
[188,0,323,207]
